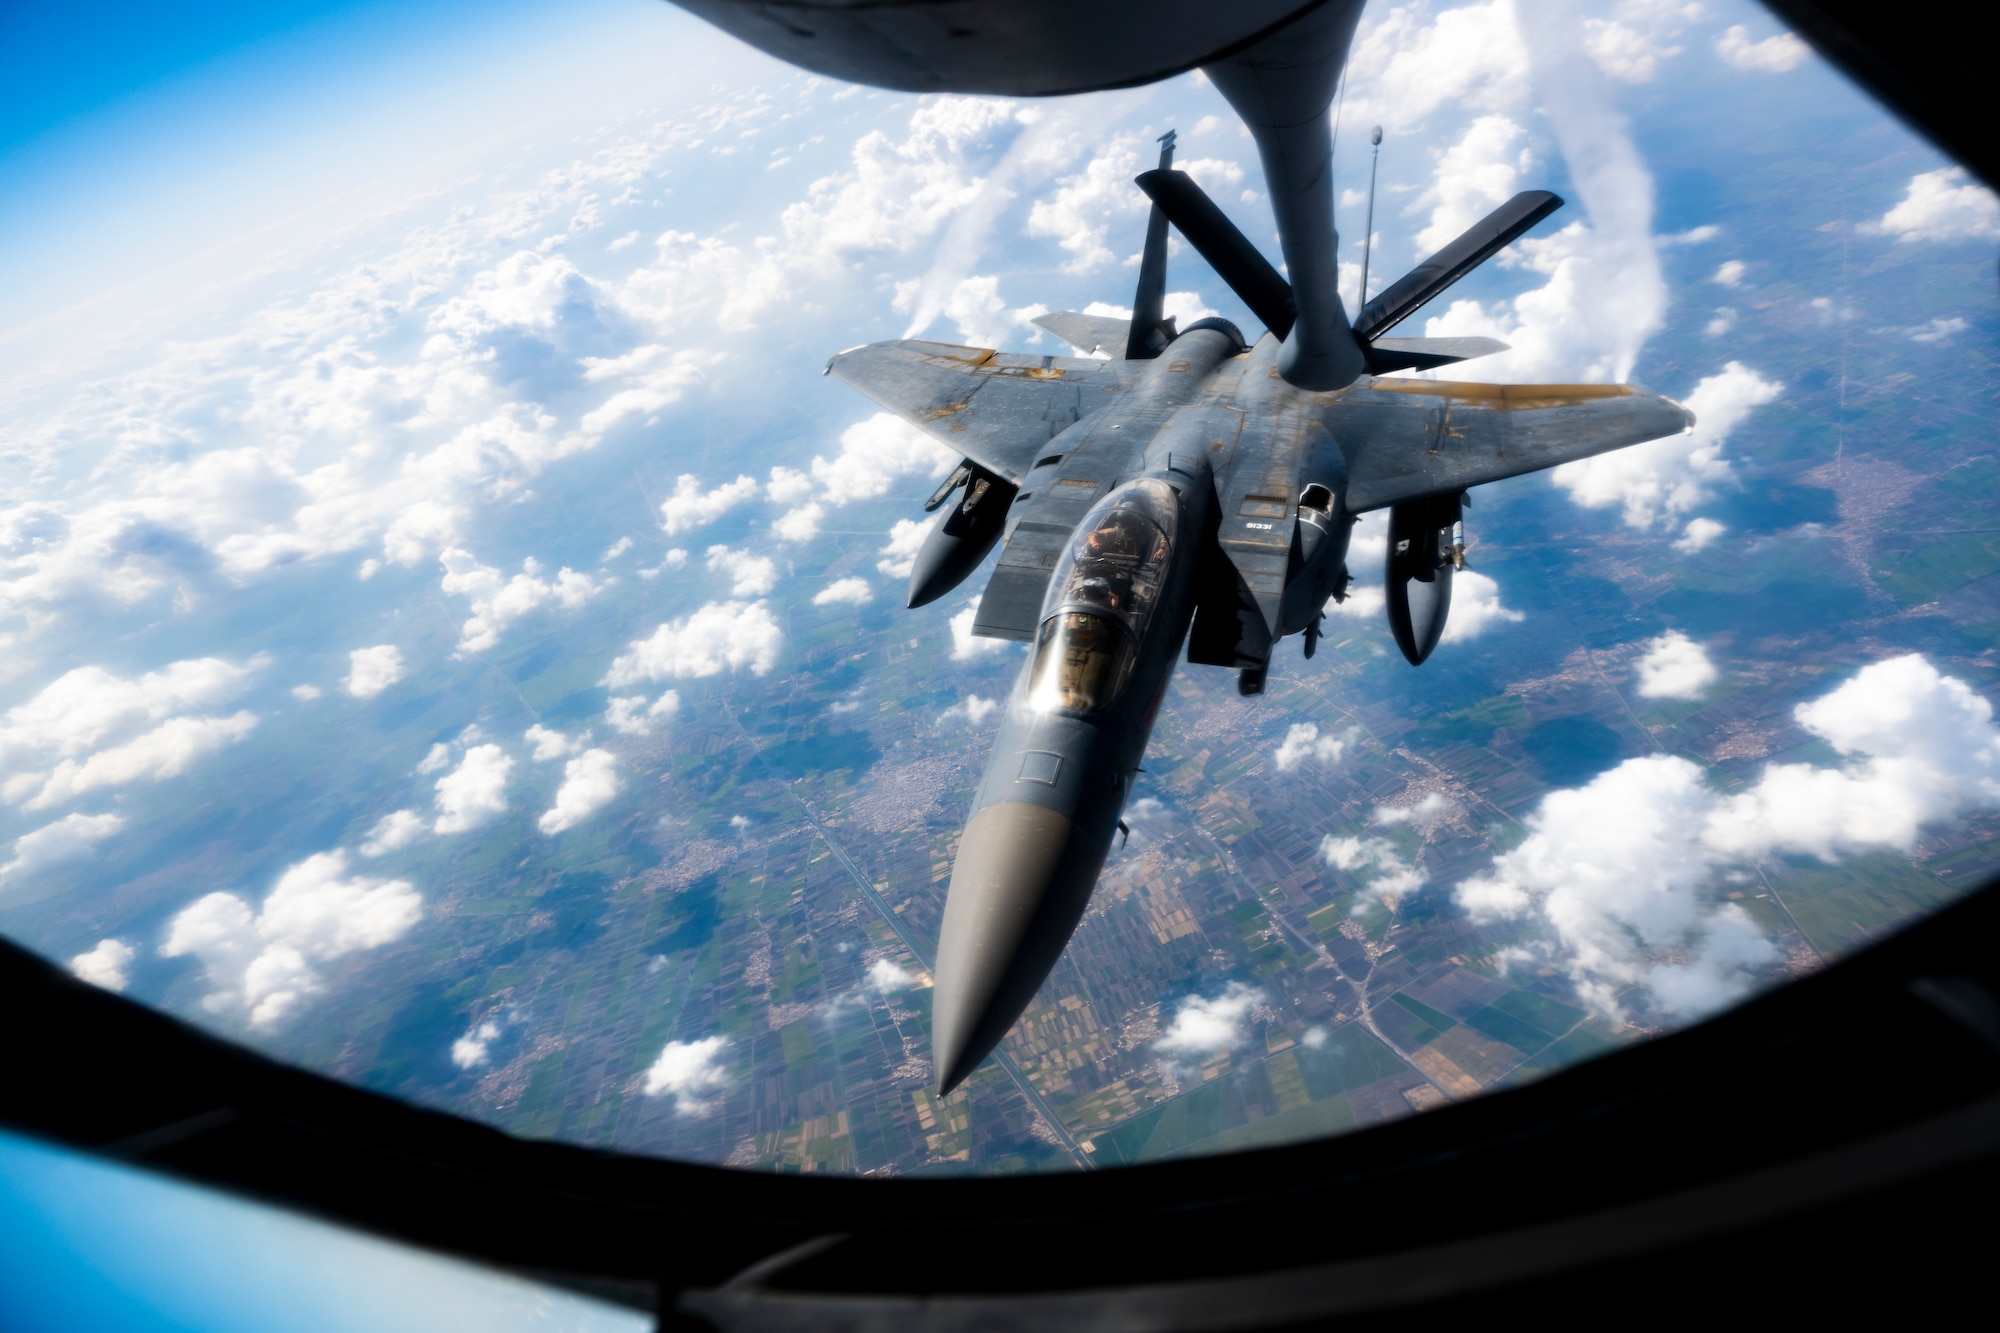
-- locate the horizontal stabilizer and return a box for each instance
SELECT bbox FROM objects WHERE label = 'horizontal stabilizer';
[1331,379,1694,513]
[1032,311,1131,358]
[1134,169,1296,339]
[1364,336,1510,373]
[1354,191,1563,342]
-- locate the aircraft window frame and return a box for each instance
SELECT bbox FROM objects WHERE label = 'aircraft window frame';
[1044,478,1181,638]
[1027,611,1140,714]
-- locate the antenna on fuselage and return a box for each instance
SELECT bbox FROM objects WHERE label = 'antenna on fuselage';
[1358,125,1383,309]
[1124,129,1177,360]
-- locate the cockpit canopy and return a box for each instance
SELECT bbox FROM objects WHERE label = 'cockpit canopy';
[1028,479,1182,714]
[1047,478,1180,632]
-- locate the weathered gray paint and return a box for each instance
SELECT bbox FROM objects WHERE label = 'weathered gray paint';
[1331,381,1696,513]
[827,334,1696,655]
[828,341,1137,486]
[671,0,1331,97]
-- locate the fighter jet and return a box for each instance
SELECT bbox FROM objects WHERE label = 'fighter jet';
[822,7,1694,1092]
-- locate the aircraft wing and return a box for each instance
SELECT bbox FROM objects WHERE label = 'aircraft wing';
[1330,379,1695,513]
[826,340,1135,484]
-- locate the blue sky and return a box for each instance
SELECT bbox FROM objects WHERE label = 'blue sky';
[0,0,570,157]
[0,0,726,335]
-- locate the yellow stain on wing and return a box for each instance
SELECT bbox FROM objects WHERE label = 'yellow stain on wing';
[918,346,998,367]
[1363,379,1635,410]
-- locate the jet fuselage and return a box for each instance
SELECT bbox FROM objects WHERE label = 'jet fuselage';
[931,324,1349,1091]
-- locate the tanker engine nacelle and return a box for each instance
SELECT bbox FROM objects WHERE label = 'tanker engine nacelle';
[1384,491,1467,666]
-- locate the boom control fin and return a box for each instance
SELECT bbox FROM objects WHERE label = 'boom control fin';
[1354,190,1564,341]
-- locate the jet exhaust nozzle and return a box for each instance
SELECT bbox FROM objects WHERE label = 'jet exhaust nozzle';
[908,465,1015,608]
[1384,494,1462,665]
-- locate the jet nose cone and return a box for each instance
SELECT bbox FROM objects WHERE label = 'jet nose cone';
[932,801,1093,1094]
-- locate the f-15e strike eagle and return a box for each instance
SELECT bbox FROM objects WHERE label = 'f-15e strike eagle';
[801,5,1697,1092]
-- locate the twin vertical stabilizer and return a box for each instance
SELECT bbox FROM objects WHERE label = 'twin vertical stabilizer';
[1124,131,1180,360]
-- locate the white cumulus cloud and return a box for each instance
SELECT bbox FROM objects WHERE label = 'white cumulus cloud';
[1156,982,1264,1057]
[1706,655,2000,861]
[1552,361,1780,529]
[1441,570,1525,643]
[1273,723,1353,772]
[439,549,599,654]
[538,748,621,834]
[2,658,261,809]
[814,577,872,606]
[1026,135,1150,273]
[163,850,421,1027]
[1375,792,1455,827]
[896,273,1047,350]
[1863,168,2000,244]
[810,413,955,507]
[606,690,679,736]
[950,599,1006,661]
[1635,631,1717,699]
[1458,654,2000,1021]
[869,957,916,991]
[523,724,580,762]
[452,1019,502,1070]
[344,645,405,698]
[660,474,759,537]
[28,714,259,811]
[705,545,777,597]
[71,938,136,991]
[604,601,782,685]
[1457,755,1770,1020]
[876,516,934,578]
[940,694,999,725]
[642,1035,728,1112]
[358,809,426,857]
[1322,835,1425,905]
[1415,114,1535,256]
[1675,517,1726,553]
[1582,11,1686,84]
[1714,24,1811,73]
[1416,3,1665,385]
[772,502,825,543]
[1903,317,1970,345]
[1343,0,1531,129]
[433,743,512,834]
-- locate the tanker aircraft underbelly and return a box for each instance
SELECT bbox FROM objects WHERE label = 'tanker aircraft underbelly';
[827,107,1694,1092]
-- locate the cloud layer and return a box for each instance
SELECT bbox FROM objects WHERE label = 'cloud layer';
[643,1035,728,1112]
[1156,982,1264,1057]
[164,850,422,1027]
[1459,655,2000,1019]
[2,658,261,812]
